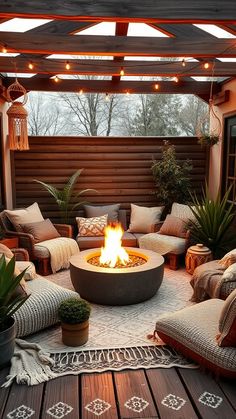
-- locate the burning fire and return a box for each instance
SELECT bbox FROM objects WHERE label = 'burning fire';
[99,223,129,268]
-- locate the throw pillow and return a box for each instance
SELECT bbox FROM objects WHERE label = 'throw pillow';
[84,204,121,222]
[159,214,187,238]
[21,219,61,243]
[5,202,44,232]
[128,204,164,234]
[76,214,108,237]
[171,202,195,222]
[221,262,236,282]
[219,249,236,268]
[217,288,236,347]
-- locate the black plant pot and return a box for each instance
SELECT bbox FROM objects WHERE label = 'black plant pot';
[0,317,16,369]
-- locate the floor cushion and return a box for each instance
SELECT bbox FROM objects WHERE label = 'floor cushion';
[155,299,236,378]
[16,261,37,280]
[13,277,78,337]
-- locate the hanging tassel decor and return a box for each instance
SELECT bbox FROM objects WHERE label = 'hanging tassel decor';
[6,79,29,151]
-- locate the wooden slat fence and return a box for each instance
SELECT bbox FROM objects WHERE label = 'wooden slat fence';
[12,136,208,223]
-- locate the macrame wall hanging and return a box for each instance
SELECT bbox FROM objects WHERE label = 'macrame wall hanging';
[6,79,29,150]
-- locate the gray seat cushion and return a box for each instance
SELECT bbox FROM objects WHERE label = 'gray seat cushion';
[155,299,236,378]
[76,231,137,249]
[14,277,78,337]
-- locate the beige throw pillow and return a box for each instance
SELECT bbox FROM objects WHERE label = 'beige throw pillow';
[219,249,236,268]
[128,204,164,234]
[5,202,44,232]
[221,262,236,282]
[171,202,195,222]
[84,204,120,222]
[76,214,108,237]
[159,214,187,238]
[21,219,61,243]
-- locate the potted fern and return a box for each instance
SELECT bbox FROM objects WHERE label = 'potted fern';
[35,169,96,224]
[0,255,29,367]
[58,297,91,346]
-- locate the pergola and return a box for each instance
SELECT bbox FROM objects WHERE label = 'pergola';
[0,0,236,102]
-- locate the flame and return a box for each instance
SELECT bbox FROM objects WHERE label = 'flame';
[99,223,129,268]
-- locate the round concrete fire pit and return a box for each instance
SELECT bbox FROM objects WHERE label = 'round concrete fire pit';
[70,248,164,305]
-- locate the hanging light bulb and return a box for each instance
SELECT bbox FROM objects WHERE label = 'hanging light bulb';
[204,62,210,70]
[79,89,83,95]
[105,93,110,101]
[181,58,186,67]
[65,61,70,70]
[53,75,59,82]
[173,76,179,83]
[126,90,130,96]
[2,45,7,53]
[120,67,125,76]
[154,83,159,90]
[28,61,34,70]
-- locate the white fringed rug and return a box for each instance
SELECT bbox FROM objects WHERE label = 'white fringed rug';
[23,267,197,376]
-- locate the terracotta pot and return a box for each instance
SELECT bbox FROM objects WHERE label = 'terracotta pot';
[0,317,16,368]
[185,243,212,274]
[61,320,89,346]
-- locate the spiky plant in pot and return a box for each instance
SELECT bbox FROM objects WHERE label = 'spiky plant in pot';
[188,185,236,259]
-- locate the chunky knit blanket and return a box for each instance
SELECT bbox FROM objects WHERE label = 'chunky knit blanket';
[38,237,79,273]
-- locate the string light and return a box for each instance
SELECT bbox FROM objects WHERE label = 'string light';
[28,61,34,70]
[204,62,210,69]
[154,83,159,90]
[65,61,70,70]
[126,90,130,96]
[181,58,186,67]
[120,67,125,76]
[173,76,179,83]
[2,45,7,53]
[79,89,83,95]
[105,93,110,101]
[53,75,59,82]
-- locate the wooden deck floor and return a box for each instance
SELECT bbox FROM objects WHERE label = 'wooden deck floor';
[0,366,236,419]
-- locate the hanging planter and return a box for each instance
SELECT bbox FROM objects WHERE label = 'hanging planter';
[6,79,29,151]
[197,98,221,147]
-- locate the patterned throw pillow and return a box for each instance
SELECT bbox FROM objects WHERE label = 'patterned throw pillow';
[219,249,236,268]
[217,288,236,347]
[171,202,195,222]
[76,214,108,237]
[159,214,187,238]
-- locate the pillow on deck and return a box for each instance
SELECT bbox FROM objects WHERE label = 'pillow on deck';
[84,204,120,223]
[155,299,236,378]
[128,204,163,234]
[159,214,187,238]
[21,219,60,243]
[5,202,44,232]
[217,289,236,347]
[219,249,236,268]
[76,214,108,237]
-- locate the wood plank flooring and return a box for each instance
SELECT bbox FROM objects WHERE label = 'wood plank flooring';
[0,367,235,419]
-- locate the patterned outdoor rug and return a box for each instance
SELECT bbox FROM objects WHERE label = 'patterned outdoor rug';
[24,268,196,377]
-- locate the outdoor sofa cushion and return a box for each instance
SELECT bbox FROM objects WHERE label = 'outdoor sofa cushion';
[155,298,236,378]
[139,233,186,255]
[77,231,137,250]
[13,277,78,337]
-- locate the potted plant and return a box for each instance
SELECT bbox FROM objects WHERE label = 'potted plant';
[197,134,219,147]
[34,169,97,224]
[0,255,29,367]
[58,297,91,346]
[188,184,236,259]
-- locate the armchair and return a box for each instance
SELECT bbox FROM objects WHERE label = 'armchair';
[0,211,73,276]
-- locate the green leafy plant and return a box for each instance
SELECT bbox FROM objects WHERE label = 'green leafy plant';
[0,255,29,331]
[151,141,192,212]
[58,297,91,324]
[188,185,236,258]
[35,169,96,224]
[197,134,219,147]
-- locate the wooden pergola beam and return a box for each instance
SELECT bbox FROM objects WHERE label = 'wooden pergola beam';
[0,0,235,23]
[0,57,235,77]
[1,32,236,57]
[3,77,220,96]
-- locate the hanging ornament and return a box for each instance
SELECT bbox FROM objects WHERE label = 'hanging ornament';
[196,62,222,147]
[6,79,29,151]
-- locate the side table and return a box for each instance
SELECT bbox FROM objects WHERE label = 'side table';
[0,237,19,249]
[185,243,212,274]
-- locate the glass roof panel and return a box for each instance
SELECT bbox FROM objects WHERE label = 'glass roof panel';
[0,18,52,32]
[46,54,114,60]
[193,24,236,38]
[127,23,168,37]
[75,22,116,36]
[5,72,36,78]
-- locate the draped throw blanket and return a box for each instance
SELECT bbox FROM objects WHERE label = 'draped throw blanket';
[38,237,79,273]
[190,260,225,302]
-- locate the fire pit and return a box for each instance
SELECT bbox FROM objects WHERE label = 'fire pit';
[70,247,164,305]
[70,224,164,305]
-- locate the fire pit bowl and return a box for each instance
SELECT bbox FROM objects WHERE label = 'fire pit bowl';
[70,248,164,305]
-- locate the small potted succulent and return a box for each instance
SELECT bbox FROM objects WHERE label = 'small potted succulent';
[0,255,29,367]
[58,297,91,346]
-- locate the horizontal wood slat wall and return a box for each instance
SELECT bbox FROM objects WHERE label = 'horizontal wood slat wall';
[13,136,208,223]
